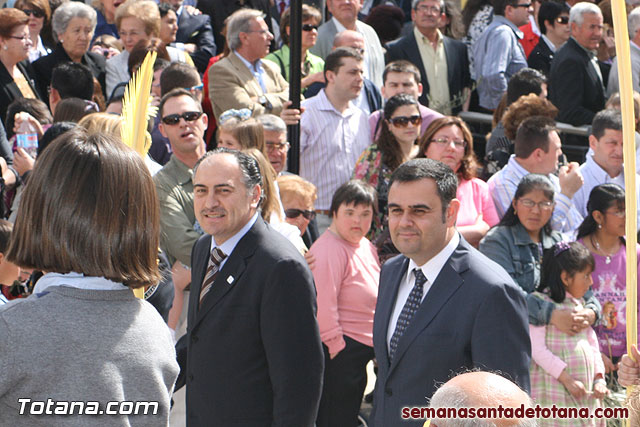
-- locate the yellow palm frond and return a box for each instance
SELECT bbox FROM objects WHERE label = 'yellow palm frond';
[120,50,158,157]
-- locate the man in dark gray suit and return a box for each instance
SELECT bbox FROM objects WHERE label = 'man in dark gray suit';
[175,148,324,426]
[371,158,531,426]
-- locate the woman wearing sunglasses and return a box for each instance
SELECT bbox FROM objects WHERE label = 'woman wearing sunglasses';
[265,4,324,94]
[15,0,52,62]
[353,94,420,258]
[418,116,498,246]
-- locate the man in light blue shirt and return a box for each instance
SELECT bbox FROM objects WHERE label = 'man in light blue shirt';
[472,0,531,110]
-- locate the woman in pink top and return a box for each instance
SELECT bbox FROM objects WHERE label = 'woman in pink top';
[417,116,499,246]
[308,179,380,427]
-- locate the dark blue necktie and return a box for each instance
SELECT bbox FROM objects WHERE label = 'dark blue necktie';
[389,268,428,361]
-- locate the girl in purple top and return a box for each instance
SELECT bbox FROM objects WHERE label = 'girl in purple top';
[577,183,640,372]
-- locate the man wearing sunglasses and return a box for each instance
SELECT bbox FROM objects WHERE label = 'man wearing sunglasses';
[528,1,571,76]
[154,88,208,269]
[472,0,531,111]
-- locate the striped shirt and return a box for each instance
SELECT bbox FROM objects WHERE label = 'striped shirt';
[300,89,371,210]
[487,155,583,234]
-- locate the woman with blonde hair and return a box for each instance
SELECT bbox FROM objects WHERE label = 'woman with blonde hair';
[105,0,187,98]
[78,112,161,175]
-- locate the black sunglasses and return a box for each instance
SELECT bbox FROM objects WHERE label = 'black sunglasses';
[389,115,422,128]
[556,16,569,24]
[285,209,316,220]
[513,3,532,7]
[22,9,44,18]
[161,111,203,125]
[302,24,318,31]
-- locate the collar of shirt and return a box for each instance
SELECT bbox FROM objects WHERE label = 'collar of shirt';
[406,231,460,290]
[507,154,532,181]
[494,15,524,40]
[510,222,556,247]
[413,26,443,48]
[234,50,266,75]
[333,16,348,33]
[34,272,129,294]
[317,88,357,117]
[528,14,541,36]
[571,36,596,57]
[209,212,259,268]
[583,152,624,182]
[632,40,640,53]
[541,34,557,52]
[176,4,184,18]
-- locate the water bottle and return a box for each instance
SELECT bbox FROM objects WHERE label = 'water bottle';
[15,113,38,159]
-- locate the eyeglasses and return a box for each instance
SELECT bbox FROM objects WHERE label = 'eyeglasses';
[389,115,422,127]
[285,209,316,220]
[415,5,442,14]
[513,2,532,7]
[302,24,318,31]
[161,111,203,125]
[430,137,467,148]
[266,141,290,153]
[21,9,44,18]
[518,199,554,210]
[186,83,203,91]
[556,16,569,24]
[605,209,625,218]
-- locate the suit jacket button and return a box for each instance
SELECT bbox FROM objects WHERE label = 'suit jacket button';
[385,388,392,396]
[191,335,198,343]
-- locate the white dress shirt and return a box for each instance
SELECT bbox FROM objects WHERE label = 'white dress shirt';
[386,232,460,351]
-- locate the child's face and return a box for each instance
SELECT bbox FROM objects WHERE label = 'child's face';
[563,267,593,299]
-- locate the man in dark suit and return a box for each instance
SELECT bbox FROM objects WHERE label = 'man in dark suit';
[371,158,531,427]
[172,0,217,73]
[549,2,608,127]
[175,148,324,426]
[385,0,470,114]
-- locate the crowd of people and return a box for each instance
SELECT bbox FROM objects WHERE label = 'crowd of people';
[2,0,640,425]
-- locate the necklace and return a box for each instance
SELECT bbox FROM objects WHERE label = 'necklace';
[591,235,617,264]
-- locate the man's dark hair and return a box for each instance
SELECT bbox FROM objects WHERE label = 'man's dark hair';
[51,62,94,100]
[324,47,363,82]
[591,108,622,140]
[514,116,557,159]
[329,179,378,218]
[538,1,570,35]
[493,0,518,16]
[158,2,172,17]
[160,62,201,96]
[389,158,458,218]
[383,60,421,85]
[158,88,202,118]
[506,68,546,105]
[5,98,53,139]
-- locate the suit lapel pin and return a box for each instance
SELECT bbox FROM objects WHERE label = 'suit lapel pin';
[227,276,235,285]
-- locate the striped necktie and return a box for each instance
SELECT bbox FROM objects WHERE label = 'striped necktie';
[198,247,227,307]
[389,268,428,361]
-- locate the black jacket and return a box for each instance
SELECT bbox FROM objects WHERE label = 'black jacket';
[0,60,42,126]
[176,9,217,73]
[32,43,106,101]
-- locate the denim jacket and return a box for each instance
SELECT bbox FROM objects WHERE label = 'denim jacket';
[479,223,602,325]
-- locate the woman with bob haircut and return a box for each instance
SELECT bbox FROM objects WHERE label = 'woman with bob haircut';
[0,128,179,425]
[418,116,498,246]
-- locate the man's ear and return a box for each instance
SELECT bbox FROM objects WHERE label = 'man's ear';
[417,82,424,97]
[159,121,168,138]
[446,199,461,227]
[588,134,598,151]
[251,184,262,209]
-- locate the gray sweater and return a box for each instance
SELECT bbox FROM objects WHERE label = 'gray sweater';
[0,285,179,426]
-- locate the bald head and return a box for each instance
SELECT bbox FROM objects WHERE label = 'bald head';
[333,30,365,53]
[429,372,535,427]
